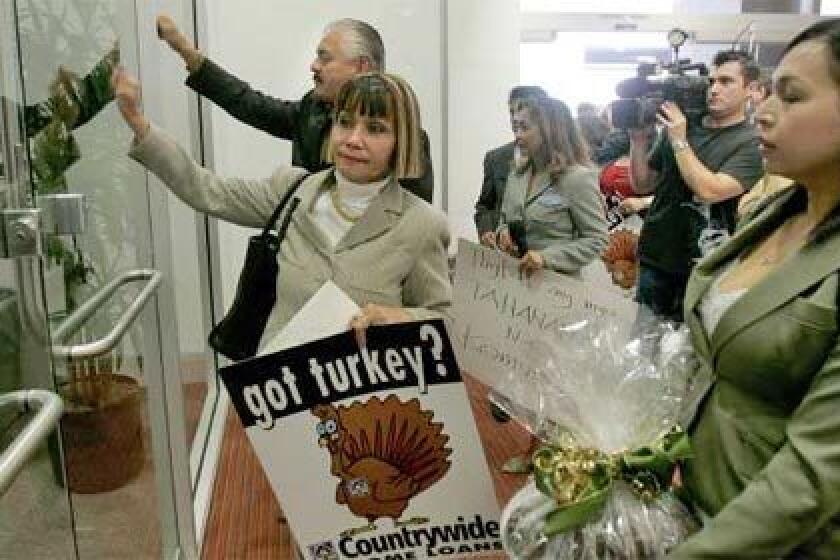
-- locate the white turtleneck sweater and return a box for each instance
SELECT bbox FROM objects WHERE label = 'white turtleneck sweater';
[312,170,390,247]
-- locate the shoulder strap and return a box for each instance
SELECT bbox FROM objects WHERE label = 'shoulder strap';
[261,172,311,236]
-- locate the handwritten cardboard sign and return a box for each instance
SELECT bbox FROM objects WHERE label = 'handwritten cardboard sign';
[220,318,502,560]
[452,239,638,398]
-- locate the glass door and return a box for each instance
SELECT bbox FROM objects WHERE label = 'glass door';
[0,0,188,557]
[0,0,224,555]
[0,2,76,553]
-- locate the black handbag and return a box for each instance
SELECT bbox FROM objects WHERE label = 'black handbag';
[208,173,310,361]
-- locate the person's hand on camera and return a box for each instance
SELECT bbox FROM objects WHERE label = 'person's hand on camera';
[479,231,498,248]
[157,14,204,72]
[497,229,518,257]
[112,67,149,139]
[519,250,544,276]
[349,303,411,347]
[656,101,687,143]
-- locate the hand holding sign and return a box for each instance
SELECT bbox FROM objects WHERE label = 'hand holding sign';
[218,316,502,560]
[348,303,412,348]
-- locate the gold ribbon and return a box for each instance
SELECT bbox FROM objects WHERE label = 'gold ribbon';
[532,427,692,536]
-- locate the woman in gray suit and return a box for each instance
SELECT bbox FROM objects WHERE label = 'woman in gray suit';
[113,69,451,348]
[493,95,608,472]
[671,19,840,558]
[497,95,608,276]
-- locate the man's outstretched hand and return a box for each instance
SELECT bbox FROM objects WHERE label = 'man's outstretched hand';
[156,14,185,49]
[156,14,204,72]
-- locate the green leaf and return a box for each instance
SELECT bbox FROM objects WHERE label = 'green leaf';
[542,486,611,536]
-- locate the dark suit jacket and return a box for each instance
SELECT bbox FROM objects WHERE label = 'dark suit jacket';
[474,141,515,235]
[185,59,434,204]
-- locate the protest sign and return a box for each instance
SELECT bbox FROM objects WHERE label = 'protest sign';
[220,318,502,560]
[452,239,638,394]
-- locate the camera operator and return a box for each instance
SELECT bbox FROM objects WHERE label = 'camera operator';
[630,50,764,322]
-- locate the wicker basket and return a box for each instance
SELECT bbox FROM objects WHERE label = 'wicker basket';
[60,373,146,494]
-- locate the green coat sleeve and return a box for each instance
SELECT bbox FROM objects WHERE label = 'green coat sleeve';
[670,337,840,559]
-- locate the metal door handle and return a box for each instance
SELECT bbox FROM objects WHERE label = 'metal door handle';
[51,269,163,359]
[0,389,63,498]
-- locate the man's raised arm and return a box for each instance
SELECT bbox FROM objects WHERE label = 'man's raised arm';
[156,14,299,140]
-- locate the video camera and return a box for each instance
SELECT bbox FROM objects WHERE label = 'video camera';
[610,29,710,130]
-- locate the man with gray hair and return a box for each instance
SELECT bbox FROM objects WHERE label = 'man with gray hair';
[156,15,433,202]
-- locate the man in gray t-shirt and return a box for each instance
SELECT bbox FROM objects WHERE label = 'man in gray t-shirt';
[629,50,764,322]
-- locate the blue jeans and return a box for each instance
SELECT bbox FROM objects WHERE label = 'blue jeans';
[635,264,690,324]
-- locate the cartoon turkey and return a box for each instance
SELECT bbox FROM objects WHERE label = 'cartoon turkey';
[312,395,452,537]
[602,228,640,290]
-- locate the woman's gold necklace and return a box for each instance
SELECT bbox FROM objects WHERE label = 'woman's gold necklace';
[330,187,364,223]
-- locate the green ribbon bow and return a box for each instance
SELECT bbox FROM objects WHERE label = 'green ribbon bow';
[533,428,692,537]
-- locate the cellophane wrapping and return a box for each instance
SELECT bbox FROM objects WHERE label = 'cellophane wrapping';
[497,317,713,559]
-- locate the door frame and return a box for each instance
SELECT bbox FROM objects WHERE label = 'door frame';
[132,0,226,557]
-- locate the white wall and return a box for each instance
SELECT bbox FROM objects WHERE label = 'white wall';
[446,0,520,247]
[154,0,210,355]
[203,0,445,308]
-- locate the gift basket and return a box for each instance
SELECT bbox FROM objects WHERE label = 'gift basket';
[498,317,713,559]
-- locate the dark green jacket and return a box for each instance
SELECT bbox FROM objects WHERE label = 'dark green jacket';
[185,59,434,203]
[671,186,840,559]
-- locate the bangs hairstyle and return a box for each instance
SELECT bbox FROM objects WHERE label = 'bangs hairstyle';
[515,96,591,179]
[325,72,423,180]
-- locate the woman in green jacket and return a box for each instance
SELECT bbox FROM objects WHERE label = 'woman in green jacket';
[671,19,840,558]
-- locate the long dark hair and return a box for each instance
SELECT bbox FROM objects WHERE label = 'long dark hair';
[515,96,591,181]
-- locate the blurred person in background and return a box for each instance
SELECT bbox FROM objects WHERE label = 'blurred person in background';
[576,101,610,159]
[475,85,547,246]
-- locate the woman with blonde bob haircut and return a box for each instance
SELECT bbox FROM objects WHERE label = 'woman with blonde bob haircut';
[324,72,423,180]
[497,94,608,276]
[113,68,451,349]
